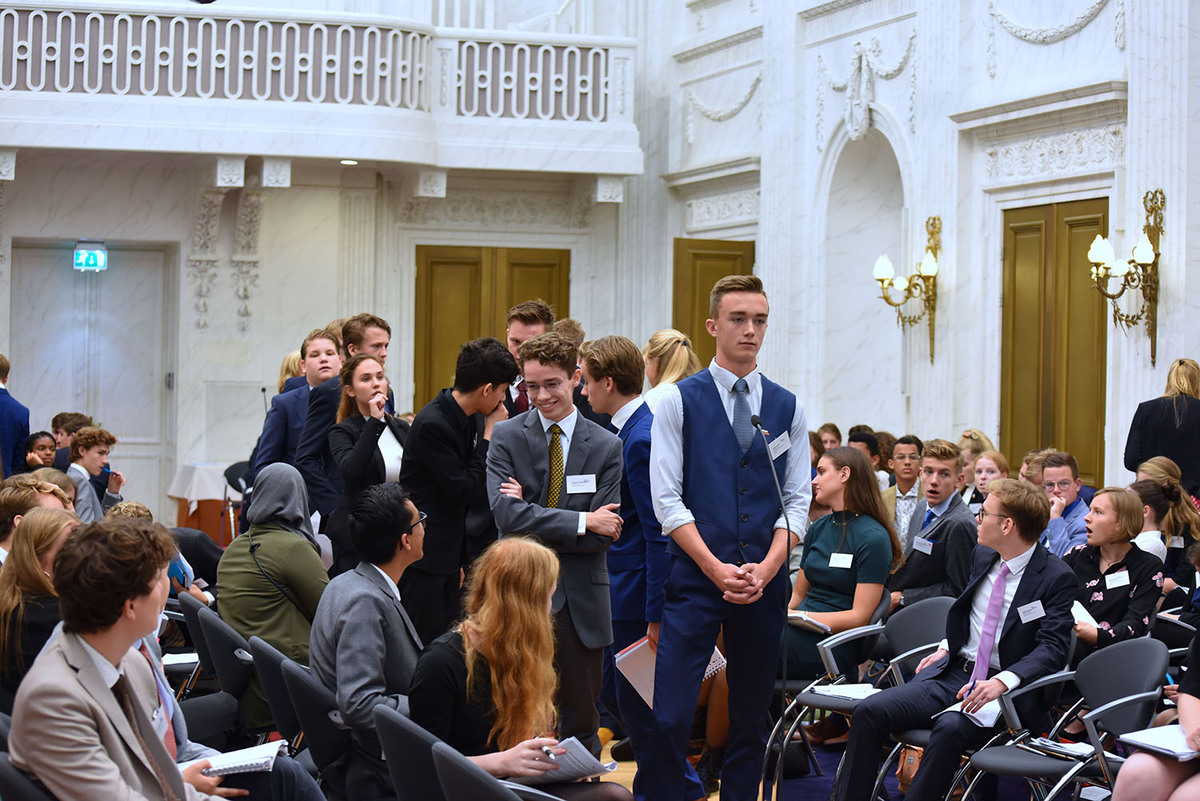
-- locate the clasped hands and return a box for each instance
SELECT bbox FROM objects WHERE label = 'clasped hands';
[498,477,622,540]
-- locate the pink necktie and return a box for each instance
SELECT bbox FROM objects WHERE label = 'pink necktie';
[971,562,1010,683]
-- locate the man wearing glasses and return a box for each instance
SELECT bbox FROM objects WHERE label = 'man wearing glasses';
[1038,451,1089,556]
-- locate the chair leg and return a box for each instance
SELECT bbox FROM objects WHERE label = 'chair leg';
[774,704,822,793]
[177,663,201,701]
[870,740,905,800]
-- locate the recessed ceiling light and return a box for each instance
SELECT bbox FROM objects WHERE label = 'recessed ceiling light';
[340,159,358,166]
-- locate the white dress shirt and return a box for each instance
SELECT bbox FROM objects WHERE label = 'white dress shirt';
[369,563,403,603]
[376,425,404,484]
[649,360,811,540]
[609,397,643,435]
[534,407,588,534]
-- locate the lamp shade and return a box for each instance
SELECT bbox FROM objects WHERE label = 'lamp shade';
[1087,234,1116,265]
[873,254,895,281]
[1109,259,1129,278]
[919,250,938,277]
[1132,233,1155,265]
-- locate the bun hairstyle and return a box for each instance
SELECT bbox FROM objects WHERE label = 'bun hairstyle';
[957,429,996,460]
[643,329,702,387]
[1136,457,1200,545]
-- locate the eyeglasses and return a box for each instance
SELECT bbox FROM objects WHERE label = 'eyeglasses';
[975,509,1009,523]
[405,511,428,533]
[1042,480,1075,492]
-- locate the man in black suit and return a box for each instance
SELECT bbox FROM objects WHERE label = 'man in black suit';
[398,337,517,643]
[294,313,392,522]
[833,478,1075,801]
[888,437,977,612]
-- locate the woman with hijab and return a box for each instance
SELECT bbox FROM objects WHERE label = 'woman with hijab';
[216,463,329,730]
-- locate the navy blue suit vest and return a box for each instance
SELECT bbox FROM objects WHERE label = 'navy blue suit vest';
[677,370,795,565]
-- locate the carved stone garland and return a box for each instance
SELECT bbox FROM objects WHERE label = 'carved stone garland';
[816,29,916,152]
[685,71,762,146]
[185,189,230,330]
[231,179,265,334]
[986,0,1124,79]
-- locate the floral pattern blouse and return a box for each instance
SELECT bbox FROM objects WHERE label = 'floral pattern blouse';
[1063,543,1164,646]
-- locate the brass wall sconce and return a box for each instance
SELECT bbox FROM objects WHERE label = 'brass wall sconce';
[873,215,941,363]
[1087,189,1164,366]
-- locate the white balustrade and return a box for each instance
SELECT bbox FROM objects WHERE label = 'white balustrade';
[457,38,607,121]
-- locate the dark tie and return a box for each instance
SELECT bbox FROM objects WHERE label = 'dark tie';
[971,563,1011,683]
[515,381,530,413]
[112,675,181,801]
[732,378,753,453]
[922,508,935,529]
[547,424,564,508]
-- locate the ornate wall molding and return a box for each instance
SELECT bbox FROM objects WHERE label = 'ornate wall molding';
[398,181,589,230]
[816,29,916,151]
[685,70,762,145]
[0,150,13,181]
[262,158,292,189]
[986,0,1124,78]
[673,25,763,63]
[687,188,760,231]
[185,188,230,331]
[983,124,1125,182]
[230,181,264,334]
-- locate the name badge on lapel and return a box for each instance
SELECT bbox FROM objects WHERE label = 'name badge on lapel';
[913,537,934,555]
[1017,600,1045,624]
[768,431,791,460]
[1105,570,1130,589]
[829,552,853,569]
[566,474,597,494]
[151,706,169,739]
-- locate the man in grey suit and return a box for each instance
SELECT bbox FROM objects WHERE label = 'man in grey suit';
[309,482,425,799]
[888,438,977,612]
[487,331,624,758]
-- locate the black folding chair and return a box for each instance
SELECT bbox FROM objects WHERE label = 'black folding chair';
[195,606,255,701]
[0,753,57,800]
[176,592,216,699]
[431,741,522,801]
[281,660,350,799]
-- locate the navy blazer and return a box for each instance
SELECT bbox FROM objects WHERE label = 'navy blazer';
[936,544,1075,725]
[294,377,344,519]
[0,388,30,479]
[609,402,670,624]
[248,382,311,482]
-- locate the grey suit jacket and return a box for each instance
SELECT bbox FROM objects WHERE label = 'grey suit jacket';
[486,410,623,650]
[309,562,423,771]
[10,631,210,801]
[68,463,121,524]
[888,493,976,606]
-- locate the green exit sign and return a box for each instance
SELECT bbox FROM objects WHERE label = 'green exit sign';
[73,243,107,271]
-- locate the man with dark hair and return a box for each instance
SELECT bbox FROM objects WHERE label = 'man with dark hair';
[50,411,96,473]
[310,482,426,798]
[848,430,889,491]
[399,337,517,642]
[502,300,607,426]
[833,479,1075,801]
[882,434,924,536]
[487,331,624,757]
[0,353,29,479]
[1039,450,1089,557]
[295,312,393,523]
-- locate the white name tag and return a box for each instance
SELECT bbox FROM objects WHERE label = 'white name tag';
[566,474,597,494]
[829,552,853,569]
[1106,570,1130,589]
[768,431,791,460]
[913,537,934,555]
[1171,535,1184,548]
[1017,600,1045,624]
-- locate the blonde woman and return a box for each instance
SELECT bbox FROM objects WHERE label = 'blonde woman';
[641,329,702,413]
[957,429,996,505]
[1125,357,1200,497]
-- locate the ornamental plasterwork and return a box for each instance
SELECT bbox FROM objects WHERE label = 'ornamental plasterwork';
[986,0,1124,78]
[687,188,760,231]
[186,188,230,330]
[398,184,587,230]
[983,124,1125,182]
[816,29,916,152]
[685,70,762,146]
[231,182,264,333]
[0,150,14,181]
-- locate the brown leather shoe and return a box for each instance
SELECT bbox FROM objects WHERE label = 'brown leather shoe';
[801,715,849,746]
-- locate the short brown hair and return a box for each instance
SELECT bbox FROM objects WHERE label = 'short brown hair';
[518,332,577,376]
[302,327,341,359]
[31,468,75,500]
[988,479,1051,542]
[922,438,963,473]
[71,427,117,461]
[1041,451,1079,480]
[54,517,176,635]
[976,450,1010,476]
[342,313,391,351]
[507,299,555,328]
[0,353,8,383]
[709,274,766,319]
[106,501,153,521]
[552,318,586,348]
[51,412,93,436]
[0,477,70,541]
[579,336,644,396]
[817,422,842,442]
[1093,487,1144,543]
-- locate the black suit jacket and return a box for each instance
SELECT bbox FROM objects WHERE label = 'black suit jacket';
[888,493,977,605]
[1124,395,1200,496]
[326,414,411,575]
[936,544,1075,726]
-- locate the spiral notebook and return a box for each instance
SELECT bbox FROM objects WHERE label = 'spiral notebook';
[179,740,287,777]
[614,637,725,708]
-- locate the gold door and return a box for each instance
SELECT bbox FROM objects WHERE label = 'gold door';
[672,238,755,367]
[414,246,570,409]
[1000,199,1107,485]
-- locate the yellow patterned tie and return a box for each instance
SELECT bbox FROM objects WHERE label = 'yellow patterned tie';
[547,423,564,508]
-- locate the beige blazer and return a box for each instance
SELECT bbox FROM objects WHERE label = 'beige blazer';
[882,485,897,524]
[10,631,211,801]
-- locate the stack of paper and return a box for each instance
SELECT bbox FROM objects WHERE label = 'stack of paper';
[811,683,880,700]
[1120,725,1200,761]
[179,741,287,777]
[514,737,617,785]
[614,638,725,708]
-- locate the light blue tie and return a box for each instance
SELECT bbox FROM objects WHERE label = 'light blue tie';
[732,378,754,453]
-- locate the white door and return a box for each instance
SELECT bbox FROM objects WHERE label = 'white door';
[11,246,172,519]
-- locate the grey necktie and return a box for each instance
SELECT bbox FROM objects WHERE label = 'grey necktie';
[733,378,754,453]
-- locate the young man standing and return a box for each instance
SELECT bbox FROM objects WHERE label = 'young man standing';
[487,331,624,757]
[888,438,977,612]
[1039,451,1089,556]
[645,274,811,800]
[882,435,924,539]
[503,299,557,416]
[0,353,30,479]
[399,337,517,642]
[579,335,706,801]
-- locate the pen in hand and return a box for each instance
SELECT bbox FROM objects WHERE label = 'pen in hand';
[540,746,556,762]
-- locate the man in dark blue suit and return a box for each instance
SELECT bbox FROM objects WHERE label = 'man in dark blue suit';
[833,478,1076,801]
[0,354,31,479]
[294,314,392,525]
[580,336,706,801]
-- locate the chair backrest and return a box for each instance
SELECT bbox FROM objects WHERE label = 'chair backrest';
[1151,615,1196,650]
[248,636,302,743]
[431,741,522,801]
[177,593,216,674]
[280,660,351,774]
[0,752,58,800]
[374,705,445,801]
[1075,637,1168,735]
[0,712,12,751]
[884,595,955,661]
[196,606,255,699]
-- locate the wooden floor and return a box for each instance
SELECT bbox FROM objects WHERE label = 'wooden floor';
[599,740,720,800]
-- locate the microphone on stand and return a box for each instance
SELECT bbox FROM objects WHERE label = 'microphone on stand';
[261,386,268,416]
[750,414,791,541]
